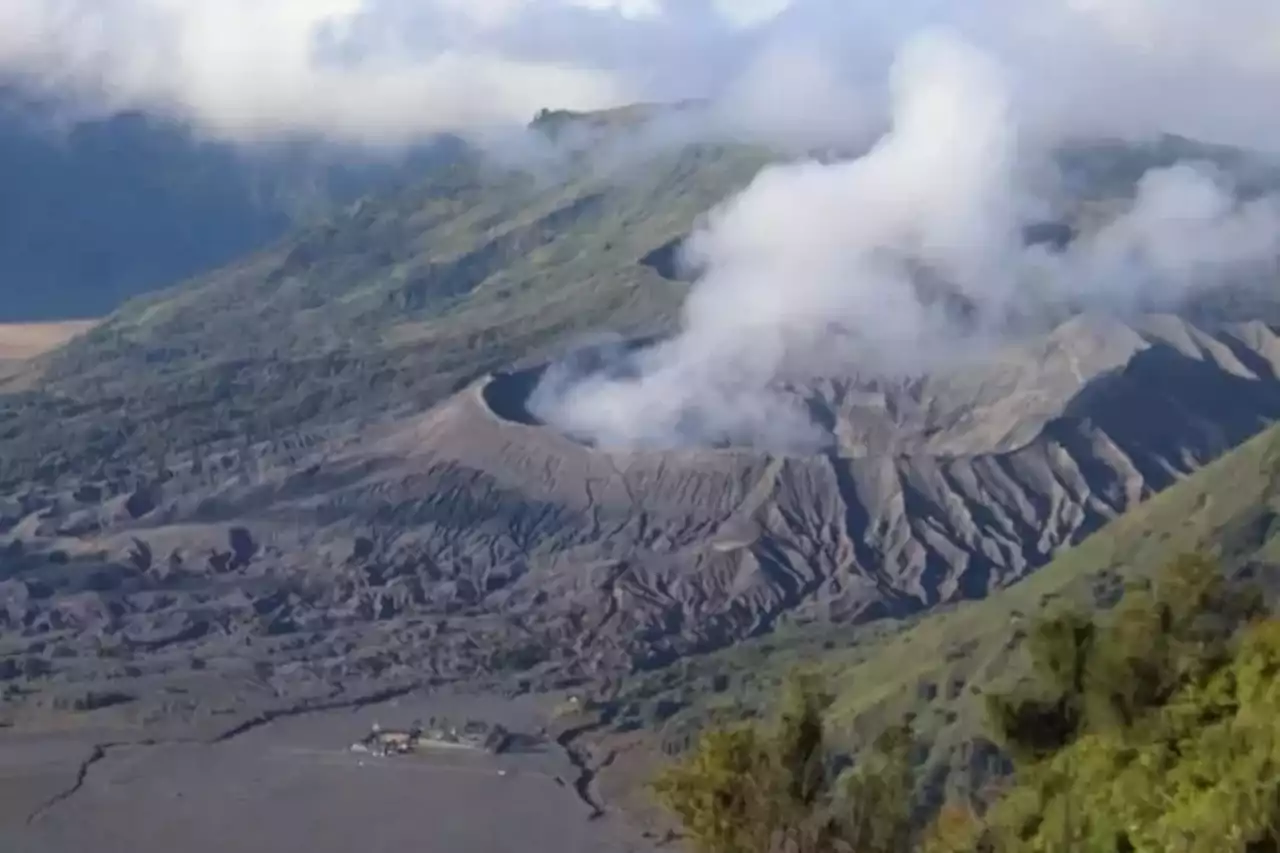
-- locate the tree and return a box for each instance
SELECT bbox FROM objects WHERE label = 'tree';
[652,672,917,853]
[836,723,916,853]
[986,553,1265,761]
[985,611,1093,762]
[978,554,1280,852]
[656,554,1279,852]
[652,724,777,853]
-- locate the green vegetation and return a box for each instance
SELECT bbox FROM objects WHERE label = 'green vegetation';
[617,421,1280,802]
[653,673,916,853]
[0,138,771,490]
[971,554,1279,852]
[653,554,1280,851]
[6,121,1270,496]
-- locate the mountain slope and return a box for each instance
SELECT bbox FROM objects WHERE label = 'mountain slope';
[0,99,458,321]
[2,141,770,486]
[2,126,1280,734]
[610,420,1280,810]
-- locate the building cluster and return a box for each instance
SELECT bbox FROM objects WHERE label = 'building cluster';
[350,718,510,757]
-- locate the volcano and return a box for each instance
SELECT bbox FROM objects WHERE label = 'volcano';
[4,129,1280,718]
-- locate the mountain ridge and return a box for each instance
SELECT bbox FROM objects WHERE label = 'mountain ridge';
[0,98,462,321]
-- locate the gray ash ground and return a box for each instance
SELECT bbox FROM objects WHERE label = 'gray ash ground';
[9,312,1280,852]
[1,691,655,853]
[8,314,1280,717]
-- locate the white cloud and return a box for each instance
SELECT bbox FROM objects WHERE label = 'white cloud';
[1063,0,1280,71]
[5,0,1278,452]
[3,0,1280,151]
[0,0,632,144]
[569,0,665,20]
[710,0,793,28]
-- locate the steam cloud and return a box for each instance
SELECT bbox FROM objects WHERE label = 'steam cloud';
[529,31,1280,451]
[4,1,1280,150]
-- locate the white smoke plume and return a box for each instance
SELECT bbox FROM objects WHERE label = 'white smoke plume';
[529,30,1280,451]
[1062,165,1280,309]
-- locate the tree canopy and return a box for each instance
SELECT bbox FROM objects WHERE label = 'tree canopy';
[652,554,1280,853]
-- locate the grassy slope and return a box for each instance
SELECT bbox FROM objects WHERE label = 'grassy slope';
[0,142,771,488]
[614,422,1280,801]
[6,126,1273,487]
